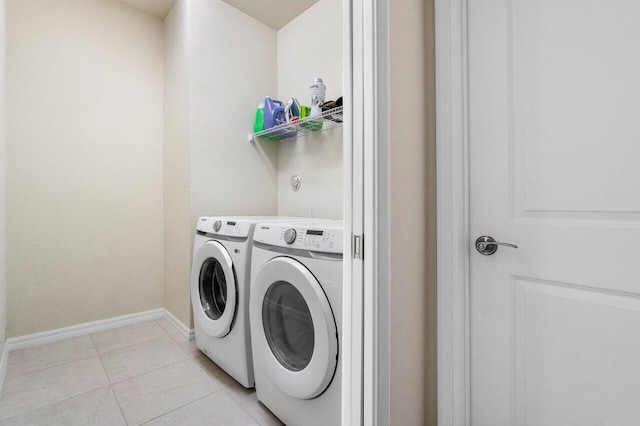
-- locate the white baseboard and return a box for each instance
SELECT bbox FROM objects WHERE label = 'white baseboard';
[5,308,165,352]
[162,309,195,341]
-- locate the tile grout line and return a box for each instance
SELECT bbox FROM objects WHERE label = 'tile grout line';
[154,319,182,337]
[167,332,196,359]
[106,356,200,387]
[109,383,132,426]
[4,352,100,382]
[62,341,219,424]
[92,333,129,425]
[94,323,171,357]
[96,333,169,357]
[191,355,240,389]
[97,326,199,386]
[93,329,201,387]
[5,334,98,380]
[239,406,263,426]
[105,343,242,390]
[104,338,230,424]
[224,389,261,425]
[138,388,225,425]
[190,355,229,387]
[229,389,268,426]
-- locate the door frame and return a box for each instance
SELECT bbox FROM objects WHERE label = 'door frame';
[343,0,391,424]
[350,0,468,423]
[435,0,471,425]
[350,0,471,426]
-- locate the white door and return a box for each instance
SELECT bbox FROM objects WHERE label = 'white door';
[469,1,640,425]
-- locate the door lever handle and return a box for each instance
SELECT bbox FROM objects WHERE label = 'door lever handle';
[475,236,518,255]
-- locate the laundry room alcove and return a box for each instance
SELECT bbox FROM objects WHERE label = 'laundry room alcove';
[163,0,345,331]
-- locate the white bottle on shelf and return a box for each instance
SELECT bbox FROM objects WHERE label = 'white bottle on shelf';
[309,77,326,118]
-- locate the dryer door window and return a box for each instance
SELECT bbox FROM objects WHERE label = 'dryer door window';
[199,257,227,320]
[262,281,315,372]
[251,256,338,400]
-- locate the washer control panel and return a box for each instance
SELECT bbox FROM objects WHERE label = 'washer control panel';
[253,222,343,255]
[197,217,251,238]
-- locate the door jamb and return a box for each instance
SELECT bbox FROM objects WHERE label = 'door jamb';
[343,0,391,424]
[435,0,471,425]
[363,0,391,424]
[341,0,362,423]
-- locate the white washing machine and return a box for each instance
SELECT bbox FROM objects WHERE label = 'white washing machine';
[249,220,343,426]
[191,216,320,388]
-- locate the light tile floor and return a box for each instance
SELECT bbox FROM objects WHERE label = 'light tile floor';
[0,319,284,425]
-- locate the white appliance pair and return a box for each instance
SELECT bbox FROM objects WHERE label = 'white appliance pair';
[191,216,343,426]
[191,216,309,387]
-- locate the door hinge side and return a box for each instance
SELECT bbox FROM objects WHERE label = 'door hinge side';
[353,234,364,260]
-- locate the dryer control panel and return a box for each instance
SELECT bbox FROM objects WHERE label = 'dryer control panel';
[253,221,343,255]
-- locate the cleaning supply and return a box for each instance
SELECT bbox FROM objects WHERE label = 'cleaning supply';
[253,102,264,133]
[264,97,288,129]
[263,96,296,138]
[285,98,301,124]
[309,77,326,118]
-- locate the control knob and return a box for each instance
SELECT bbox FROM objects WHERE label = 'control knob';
[213,220,222,232]
[284,229,297,244]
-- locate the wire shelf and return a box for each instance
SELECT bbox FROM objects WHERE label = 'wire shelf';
[249,106,343,142]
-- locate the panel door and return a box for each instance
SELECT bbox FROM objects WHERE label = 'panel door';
[468,1,640,424]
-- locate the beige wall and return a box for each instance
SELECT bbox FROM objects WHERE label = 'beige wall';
[188,0,278,223]
[162,0,278,327]
[6,0,165,337]
[163,0,193,328]
[276,0,343,220]
[0,0,7,351]
[389,0,436,424]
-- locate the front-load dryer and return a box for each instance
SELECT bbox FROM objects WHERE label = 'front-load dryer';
[191,216,321,388]
[249,220,343,426]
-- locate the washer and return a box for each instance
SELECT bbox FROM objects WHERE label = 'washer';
[191,216,320,388]
[250,220,343,426]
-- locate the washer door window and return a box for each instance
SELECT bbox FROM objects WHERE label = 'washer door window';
[199,257,228,320]
[191,240,237,338]
[263,281,315,372]
[251,257,338,400]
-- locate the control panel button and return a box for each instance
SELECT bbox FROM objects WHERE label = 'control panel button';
[284,228,297,245]
[213,220,222,232]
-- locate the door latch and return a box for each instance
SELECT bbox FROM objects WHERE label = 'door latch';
[353,234,364,260]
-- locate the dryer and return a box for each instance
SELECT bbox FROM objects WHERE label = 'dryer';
[249,220,343,426]
[191,216,319,388]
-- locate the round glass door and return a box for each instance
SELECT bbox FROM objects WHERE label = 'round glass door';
[190,240,237,338]
[250,256,338,400]
[262,281,315,371]
[199,258,228,320]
